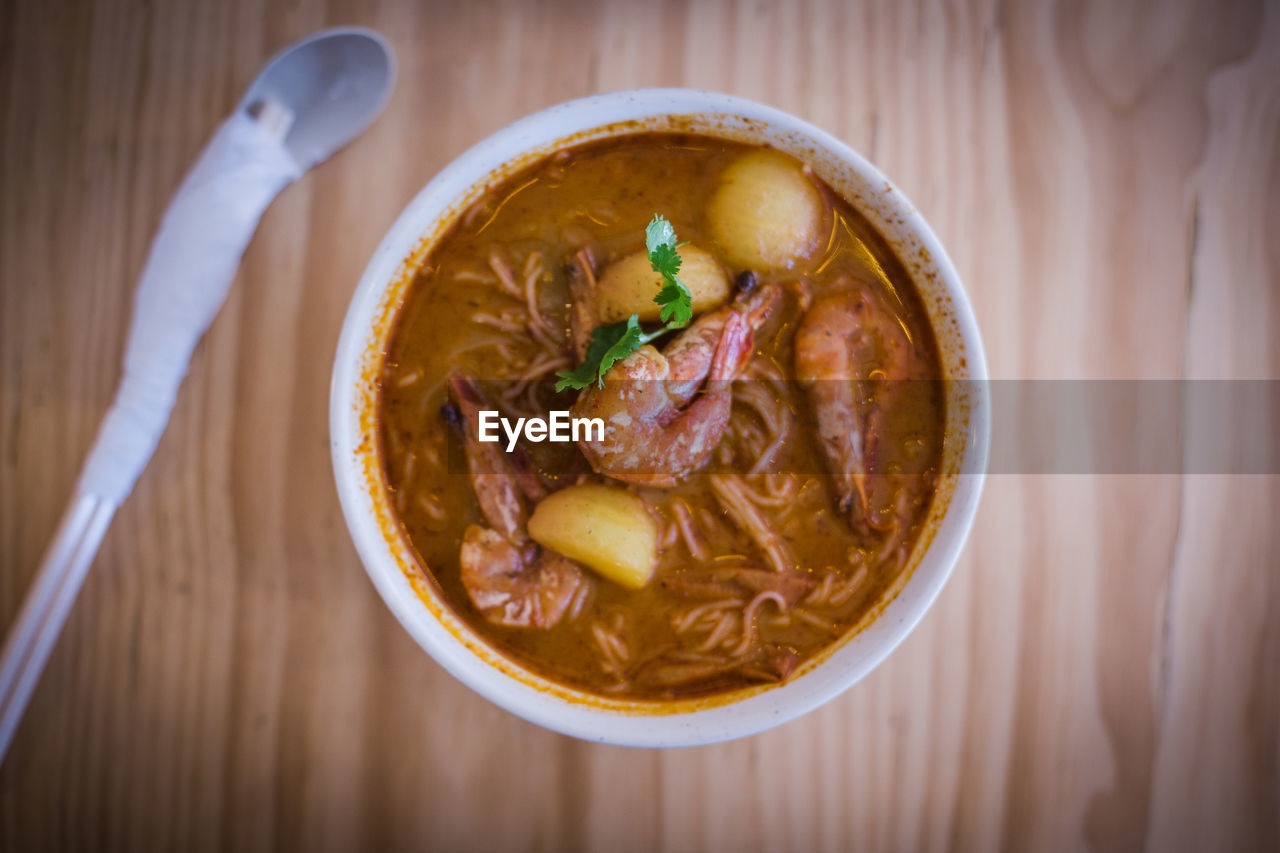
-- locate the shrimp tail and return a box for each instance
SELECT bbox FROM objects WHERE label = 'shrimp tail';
[846,474,872,530]
[708,311,754,383]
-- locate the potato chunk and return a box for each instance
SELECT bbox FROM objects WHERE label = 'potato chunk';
[527,484,658,590]
[595,244,730,324]
[707,150,823,270]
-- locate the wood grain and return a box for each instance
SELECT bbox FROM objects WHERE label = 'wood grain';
[2,0,1277,850]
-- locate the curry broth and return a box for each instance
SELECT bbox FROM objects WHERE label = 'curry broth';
[378,133,944,698]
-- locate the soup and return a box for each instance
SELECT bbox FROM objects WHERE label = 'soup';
[377,133,944,700]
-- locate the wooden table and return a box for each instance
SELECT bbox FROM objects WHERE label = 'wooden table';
[2,0,1277,849]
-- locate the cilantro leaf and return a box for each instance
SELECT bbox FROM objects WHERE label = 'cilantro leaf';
[656,277,693,326]
[554,316,644,391]
[646,215,693,328]
[556,214,695,391]
[645,215,677,255]
[648,241,683,278]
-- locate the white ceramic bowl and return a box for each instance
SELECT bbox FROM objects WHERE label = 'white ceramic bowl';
[330,89,989,747]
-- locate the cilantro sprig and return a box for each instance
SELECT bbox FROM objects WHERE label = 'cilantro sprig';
[552,315,645,391]
[554,215,694,392]
[645,216,694,327]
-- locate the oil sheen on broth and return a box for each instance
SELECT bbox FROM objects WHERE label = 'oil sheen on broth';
[378,133,944,700]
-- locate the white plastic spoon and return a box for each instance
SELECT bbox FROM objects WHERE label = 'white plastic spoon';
[0,27,395,760]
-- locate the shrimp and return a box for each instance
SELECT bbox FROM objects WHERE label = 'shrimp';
[565,247,599,362]
[570,283,781,487]
[446,375,589,629]
[793,282,913,531]
[661,279,777,405]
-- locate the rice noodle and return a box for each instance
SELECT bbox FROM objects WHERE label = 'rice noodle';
[471,311,526,333]
[521,252,553,336]
[731,380,792,475]
[659,514,679,549]
[672,501,708,562]
[514,353,570,384]
[526,319,562,356]
[735,418,764,444]
[732,474,799,508]
[673,598,744,634]
[453,268,496,284]
[568,578,591,617]
[697,611,738,652]
[468,248,569,375]
[419,435,441,468]
[592,622,626,679]
[871,533,910,573]
[587,200,617,225]
[401,451,417,487]
[522,381,549,417]
[592,613,632,682]
[415,492,445,519]
[487,251,523,299]
[493,342,522,365]
[709,474,793,574]
[696,507,722,532]
[417,382,444,416]
[497,394,540,421]
[792,607,837,633]
[667,650,732,665]
[724,358,794,476]
[606,631,629,662]
[559,224,594,248]
[394,368,422,388]
[463,199,491,228]
[496,372,562,419]
[743,356,788,395]
[805,564,868,608]
[384,428,404,459]
[730,590,788,655]
[499,353,570,402]
[644,658,746,688]
[763,474,798,502]
[450,337,526,359]
[415,493,447,531]
[806,572,837,607]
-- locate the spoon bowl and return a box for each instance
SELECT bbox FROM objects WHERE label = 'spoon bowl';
[240,27,395,168]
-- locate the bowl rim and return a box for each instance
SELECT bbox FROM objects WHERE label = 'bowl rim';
[329,87,990,747]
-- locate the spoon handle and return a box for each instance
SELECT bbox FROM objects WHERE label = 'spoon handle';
[0,110,301,762]
[0,493,116,757]
[80,112,301,505]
